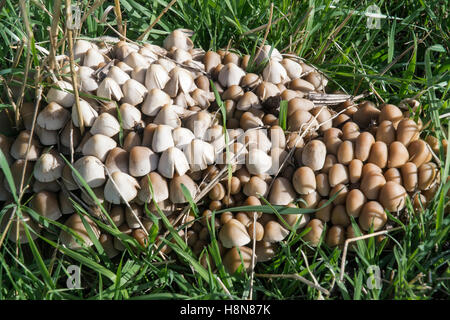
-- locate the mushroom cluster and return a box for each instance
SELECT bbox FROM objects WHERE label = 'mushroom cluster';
[0,29,443,275]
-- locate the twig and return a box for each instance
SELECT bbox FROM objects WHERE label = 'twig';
[339,227,401,282]
[137,0,178,41]
[113,0,125,41]
[249,213,257,300]
[252,3,274,64]
[255,273,330,295]
[48,0,62,72]
[65,0,85,135]
[216,276,234,300]
[242,12,292,36]
[300,249,326,299]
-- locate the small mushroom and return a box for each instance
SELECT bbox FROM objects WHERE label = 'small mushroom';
[82,134,117,162]
[158,147,190,178]
[355,131,375,161]
[169,174,198,203]
[31,190,62,220]
[387,141,409,168]
[104,171,140,204]
[292,166,316,195]
[302,140,327,171]
[219,218,251,248]
[360,171,386,200]
[73,156,105,188]
[223,246,253,274]
[379,181,407,212]
[33,150,64,182]
[90,112,120,137]
[346,189,366,217]
[368,141,388,169]
[359,201,387,231]
[60,214,100,250]
[269,177,296,205]
[10,130,41,160]
[303,219,324,247]
[326,225,345,247]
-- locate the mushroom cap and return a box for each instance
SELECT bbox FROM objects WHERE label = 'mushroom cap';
[379,181,407,212]
[263,220,289,242]
[246,148,272,175]
[119,103,142,130]
[219,218,251,248]
[129,146,159,177]
[47,80,75,107]
[33,149,64,182]
[97,77,123,101]
[184,139,215,172]
[10,130,41,160]
[355,131,375,161]
[346,188,366,217]
[255,241,277,262]
[302,140,327,171]
[122,79,148,106]
[164,66,196,97]
[218,63,246,87]
[152,124,174,153]
[138,171,169,203]
[163,29,194,51]
[145,63,170,90]
[107,65,131,85]
[388,141,409,168]
[359,201,387,231]
[407,139,432,167]
[158,146,190,178]
[243,176,268,197]
[269,177,296,205]
[397,119,419,146]
[292,166,316,195]
[262,59,289,84]
[90,112,120,137]
[105,147,129,174]
[326,225,346,247]
[142,88,172,116]
[104,171,140,204]
[83,48,105,68]
[360,171,386,200]
[368,141,388,169]
[303,219,324,247]
[376,120,396,145]
[169,174,197,203]
[60,214,100,250]
[154,104,181,128]
[31,190,62,220]
[37,102,70,130]
[172,127,195,148]
[72,99,98,127]
[418,162,438,191]
[82,134,117,162]
[401,162,418,192]
[223,246,253,274]
[281,58,302,79]
[337,140,354,165]
[72,155,106,188]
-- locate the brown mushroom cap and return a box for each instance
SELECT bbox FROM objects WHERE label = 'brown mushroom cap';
[10,131,41,160]
[292,166,316,195]
[408,139,432,167]
[247,221,264,241]
[418,162,438,190]
[360,171,386,200]
[346,189,366,217]
[31,190,62,220]
[359,201,387,231]
[379,181,407,212]
[269,177,296,205]
[388,141,409,168]
[302,140,327,171]
[337,140,354,165]
[368,141,388,169]
[262,220,290,242]
[60,214,100,250]
[397,119,419,146]
[331,205,350,227]
[303,219,324,247]
[328,163,349,187]
[379,104,403,128]
[355,131,375,161]
[376,120,396,145]
[255,241,277,262]
[326,225,345,247]
[169,174,198,203]
[222,246,253,274]
[384,167,402,184]
[401,162,418,192]
[243,176,268,197]
[219,218,251,248]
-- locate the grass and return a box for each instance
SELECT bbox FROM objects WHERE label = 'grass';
[0,0,449,300]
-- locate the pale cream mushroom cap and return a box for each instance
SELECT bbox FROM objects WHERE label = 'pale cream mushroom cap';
[105,147,129,174]
[72,155,106,188]
[33,149,64,182]
[107,65,131,85]
[269,177,296,205]
[152,124,174,153]
[97,77,123,101]
[90,112,120,137]
[129,146,159,177]
[184,139,215,172]
[164,66,196,97]
[10,130,41,160]
[83,48,105,68]
[280,58,303,79]
[246,148,272,175]
[218,63,246,87]
[154,104,181,128]
[292,166,316,195]
[145,63,170,90]
[119,103,142,130]
[262,59,289,84]
[122,79,148,106]
[78,66,99,92]
[37,102,70,130]
[82,134,117,162]
[138,171,169,203]
[172,127,195,148]
[104,171,140,204]
[47,80,75,107]
[158,146,190,178]
[163,29,194,51]
[72,99,98,127]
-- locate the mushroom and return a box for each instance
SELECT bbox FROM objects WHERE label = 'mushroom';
[154,104,181,128]
[219,218,251,248]
[359,201,387,231]
[418,162,438,191]
[360,171,386,200]
[303,219,324,247]
[328,163,349,187]
[90,112,120,137]
[401,162,418,192]
[280,58,302,79]
[408,139,432,167]
[346,189,366,217]
[169,174,197,203]
[243,176,268,197]
[246,149,272,175]
[158,147,190,178]
[163,29,194,51]
[119,103,142,130]
[376,120,396,145]
[152,124,174,153]
[71,99,98,127]
[105,147,129,174]
[104,171,140,204]
[47,80,75,107]
[184,139,215,172]
[83,48,105,68]
[82,134,117,162]
[10,130,41,160]
[368,141,388,169]
[31,190,62,220]
[262,220,289,242]
[142,88,172,116]
[107,65,131,85]
[122,79,148,106]
[397,119,419,146]
[223,246,253,274]
[172,127,195,148]
[72,156,105,188]
[355,131,375,161]
[292,166,316,195]
[99,234,120,258]
[326,225,345,247]
[379,181,407,212]
[60,214,100,250]
[302,140,327,171]
[218,63,246,87]
[137,172,170,204]
[37,102,70,130]
[145,63,170,90]
[269,177,296,205]
[33,149,64,182]
[97,77,123,101]
[164,66,196,97]
[262,59,288,84]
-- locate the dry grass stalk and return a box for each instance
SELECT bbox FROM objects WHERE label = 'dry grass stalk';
[137,0,178,41]
[255,273,330,295]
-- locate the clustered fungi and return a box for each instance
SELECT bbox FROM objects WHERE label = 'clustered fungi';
[0,29,444,274]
